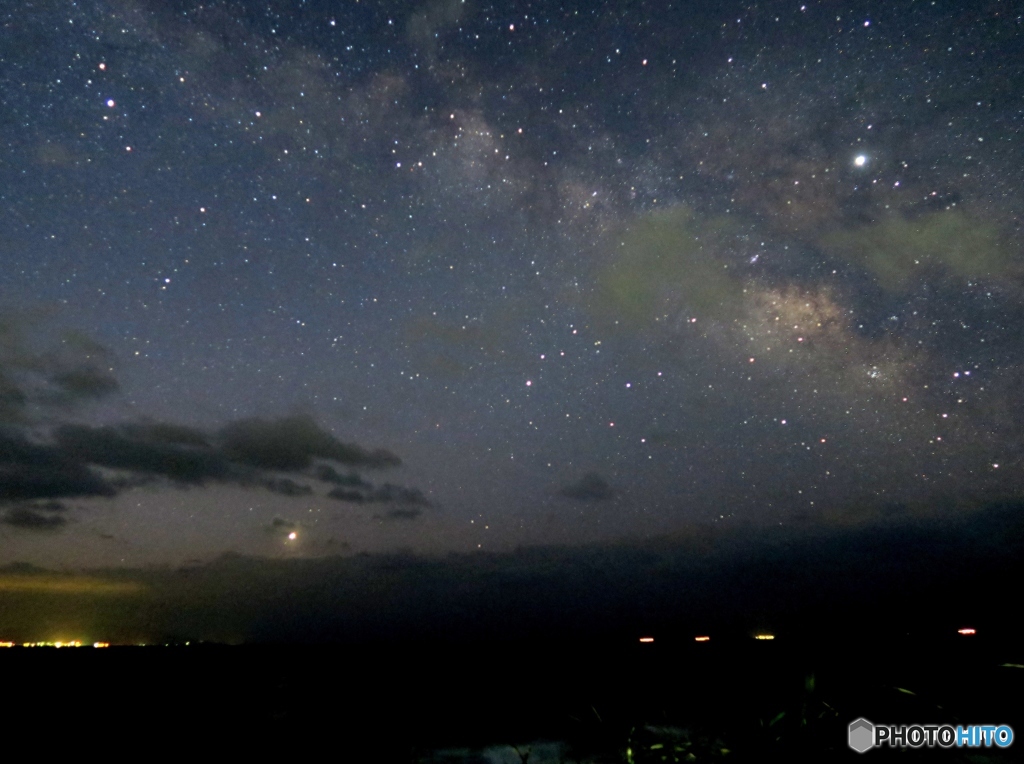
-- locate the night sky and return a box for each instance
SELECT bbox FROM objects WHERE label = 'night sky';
[2,0,1023,570]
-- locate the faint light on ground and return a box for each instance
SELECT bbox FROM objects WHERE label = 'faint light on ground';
[0,574,143,596]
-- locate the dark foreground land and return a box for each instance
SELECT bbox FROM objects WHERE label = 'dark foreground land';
[3,633,1021,761]
[3,501,1023,756]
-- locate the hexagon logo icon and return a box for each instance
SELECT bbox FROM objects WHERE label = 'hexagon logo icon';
[849,718,875,753]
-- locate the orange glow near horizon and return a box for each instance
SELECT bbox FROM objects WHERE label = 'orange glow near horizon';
[639,636,654,643]
[0,574,143,596]
[695,636,710,642]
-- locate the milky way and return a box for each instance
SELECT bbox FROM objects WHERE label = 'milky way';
[1,0,1022,566]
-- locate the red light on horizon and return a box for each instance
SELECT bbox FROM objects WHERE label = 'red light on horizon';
[957,628,976,636]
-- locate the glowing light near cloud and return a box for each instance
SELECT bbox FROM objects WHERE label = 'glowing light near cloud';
[0,575,142,595]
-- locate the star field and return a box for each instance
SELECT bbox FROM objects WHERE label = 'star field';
[1,0,1023,566]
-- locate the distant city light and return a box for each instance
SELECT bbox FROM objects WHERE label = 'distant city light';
[694,636,710,642]
[639,636,655,643]
[958,628,977,636]
[3,640,111,648]
[754,633,775,640]
[22,641,82,647]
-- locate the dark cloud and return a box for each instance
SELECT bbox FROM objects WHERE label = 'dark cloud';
[30,500,68,512]
[315,465,372,490]
[0,373,26,421]
[263,477,314,497]
[1,323,417,509]
[0,462,116,502]
[326,481,433,509]
[2,408,427,514]
[266,517,301,536]
[1,499,69,531]
[3,317,428,514]
[0,315,121,422]
[385,507,423,521]
[560,473,615,502]
[370,484,433,508]
[2,507,68,530]
[54,424,230,483]
[123,423,212,448]
[0,431,116,502]
[327,488,367,503]
[270,517,297,529]
[50,367,120,400]
[219,415,401,472]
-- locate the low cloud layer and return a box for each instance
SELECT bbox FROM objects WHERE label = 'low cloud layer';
[560,473,615,502]
[0,319,430,531]
[2,498,1021,644]
[1,414,430,530]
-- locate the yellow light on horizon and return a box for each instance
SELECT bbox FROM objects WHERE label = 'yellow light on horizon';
[957,628,976,636]
[639,636,655,643]
[695,636,710,642]
[0,641,14,648]
[93,642,110,648]
[0,574,143,595]
[754,634,775,640]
